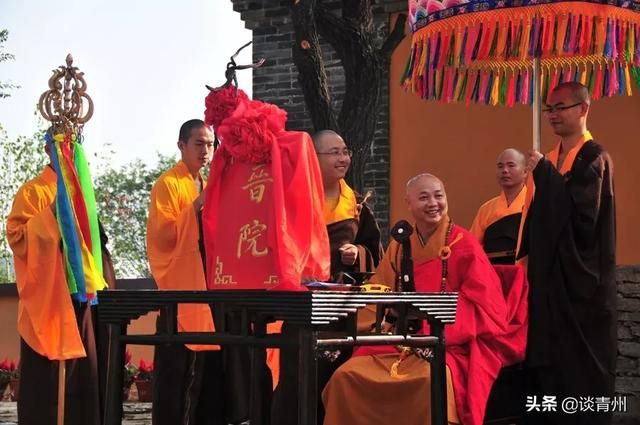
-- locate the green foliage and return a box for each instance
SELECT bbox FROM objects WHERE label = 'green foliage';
[0,125,48,283]
[0,122,179,281]
[94,152,176,278]
[0,29,19,99]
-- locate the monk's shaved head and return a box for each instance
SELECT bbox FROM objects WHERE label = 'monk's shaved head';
[551,81,591,105]
[312,129,342,151]
[406,173,444,195]
[497,148,526,165]
[405,173,448,232]
[496,148,527,190]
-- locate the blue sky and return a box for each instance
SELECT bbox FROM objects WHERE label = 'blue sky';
[0,0,252,166]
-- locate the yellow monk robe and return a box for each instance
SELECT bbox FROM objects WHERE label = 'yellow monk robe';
[324,179,382,281]
[470,186,526,243]
[146,160,217,351]
[6,166,87,360]
[323,178,357,224]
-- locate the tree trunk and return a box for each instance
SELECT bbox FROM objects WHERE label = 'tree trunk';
[290,0,339,132]
[289,0,406,192]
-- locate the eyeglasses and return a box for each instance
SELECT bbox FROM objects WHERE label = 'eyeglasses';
[542,102,583,114]
[317,149,353,158]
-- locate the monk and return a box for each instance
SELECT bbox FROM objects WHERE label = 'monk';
[470,148,527,264]
[146,119,226,424]
[271,130,383,425]
[313,129,383,281]
[520,82,617,425]
[322,173,526,425]
[6,128,116,425]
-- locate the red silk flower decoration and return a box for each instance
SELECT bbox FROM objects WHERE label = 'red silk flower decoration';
[216,98,287,164]
[204,86,249,131]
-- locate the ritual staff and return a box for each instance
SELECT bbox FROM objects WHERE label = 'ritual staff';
[322,173,527,425]
[7,128,116,425]
[470,148,527,264]
[146,119,227,424]
[520,82,617,425]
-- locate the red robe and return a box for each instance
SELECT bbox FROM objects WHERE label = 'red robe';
[328,222,527,425]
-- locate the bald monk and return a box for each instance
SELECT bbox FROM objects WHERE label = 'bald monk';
[323,174,525,425]
[313,129,383,281]
[146,119,227,425]
[520,82,617,425]
[470,148,527,264]
[6,128,116,425]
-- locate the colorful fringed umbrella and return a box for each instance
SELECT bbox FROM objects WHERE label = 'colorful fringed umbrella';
[402,0,640,147]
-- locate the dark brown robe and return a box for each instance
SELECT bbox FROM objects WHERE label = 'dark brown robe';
[326,201,384,282]
[520,140,616,425]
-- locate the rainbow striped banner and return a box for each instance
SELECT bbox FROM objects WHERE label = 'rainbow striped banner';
[46,131,107,302]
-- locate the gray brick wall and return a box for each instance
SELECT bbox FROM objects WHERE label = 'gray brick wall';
[616,266,640,423]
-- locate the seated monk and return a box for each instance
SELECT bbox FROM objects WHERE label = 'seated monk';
[470,148,527,264]
[322,173,527,425]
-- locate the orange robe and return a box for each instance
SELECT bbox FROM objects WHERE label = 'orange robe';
[146,160,217,351]
[6,166,89,360]
[470,187,526,244]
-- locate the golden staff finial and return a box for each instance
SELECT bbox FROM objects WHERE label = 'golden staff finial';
[38,53,94,134]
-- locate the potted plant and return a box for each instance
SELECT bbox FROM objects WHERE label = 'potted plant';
[0,358,11,400]
[5,360,19,401]
[123,350,137,401]
[134,359,153,402]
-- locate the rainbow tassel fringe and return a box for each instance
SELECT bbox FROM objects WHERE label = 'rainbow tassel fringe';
[402,2,640,105]
[46,131,107,302]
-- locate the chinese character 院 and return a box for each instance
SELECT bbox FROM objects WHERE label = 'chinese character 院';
[237,220,269,259]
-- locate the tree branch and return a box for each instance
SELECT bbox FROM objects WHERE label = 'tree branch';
[379,14,407,61]
[290,0,339,131]
[315,4,353,57]
[341,0,373,28]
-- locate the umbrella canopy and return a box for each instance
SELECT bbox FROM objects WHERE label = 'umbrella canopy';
[402,0,640,106]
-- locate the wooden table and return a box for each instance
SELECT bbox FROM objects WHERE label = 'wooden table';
[98,289,458,425]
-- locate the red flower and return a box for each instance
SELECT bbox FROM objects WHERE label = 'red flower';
[204,86,249,131]
[138,359,153,372]
[216,99,287,164]
[125,350,132,365]
[137,358,154,381]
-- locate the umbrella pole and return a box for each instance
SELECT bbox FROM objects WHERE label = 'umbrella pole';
[532,57,542,151]
[57,359,66,425]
